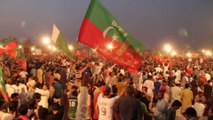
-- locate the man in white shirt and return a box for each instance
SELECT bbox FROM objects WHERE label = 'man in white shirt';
[205,72,211,81]
[194,100,205,118]
[155,65,163,73]
[171,81,182,102]
[93,63,102,76]
[1,101,18,120]
[97,86,119,120]
[35,84,50,108]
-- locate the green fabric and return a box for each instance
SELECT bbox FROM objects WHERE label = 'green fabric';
[0,40,14,46]
[85,0,143,52]
[53,82,62,98]
[0,66,6,93]
[140,102,148,120]
[158,51,163,57]
[56,33,72,59]
[68,96,78,119]
[14,48,26,60]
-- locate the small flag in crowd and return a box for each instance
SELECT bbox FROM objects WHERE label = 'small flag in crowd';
[0,66,9,102]
[52,24,72,59]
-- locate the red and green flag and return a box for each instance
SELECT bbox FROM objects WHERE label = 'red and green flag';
[78,0,143,70]
[0,42,17,55]
[15,48,27,71]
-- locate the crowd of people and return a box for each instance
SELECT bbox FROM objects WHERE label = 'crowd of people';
[0,51,212,120]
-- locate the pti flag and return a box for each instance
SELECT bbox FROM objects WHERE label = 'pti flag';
[52,24,72,59]
[0,66,9,102]
[0,42,17,55]
[78,0,143,70]
[16,49,27,71]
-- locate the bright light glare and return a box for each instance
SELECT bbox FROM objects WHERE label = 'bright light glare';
[42,37,50,44]
[68,45,73,50]
[186,53,192,57]
[31,47,35,51]
[202,49,206,53]
[107,43,113,50]
[164,44,172,53]
[19,45,22,49]
[171,51,177,56]
[205,51,212,56]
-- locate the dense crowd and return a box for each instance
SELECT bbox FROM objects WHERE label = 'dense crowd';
[0,52,212,120]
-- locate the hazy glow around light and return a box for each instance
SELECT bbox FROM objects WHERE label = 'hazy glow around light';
[68,45,73,50]
[202,49,206,53]
[48,45,52,49]
[31,47,35,51]
[18,45,22,48]
[52,46,56,51]
[171,51,177,56]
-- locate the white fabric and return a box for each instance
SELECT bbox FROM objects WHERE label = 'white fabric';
[35,88,50,108]
[77,92,91,119]
[1,113,15,120]
[19,71,28,78]
[97,93,119,120]
[26,80,36,87]
[206,73,211,81]
[18,83,28,94]
[171,86,182,101]
[194,102,205,117]
[155,67,163,73]
[143,80,154,90]
[6,84,14,98]
[94,65,102,75]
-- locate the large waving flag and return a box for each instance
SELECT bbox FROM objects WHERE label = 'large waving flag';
[52,24,72,59]
[78,0,143,70]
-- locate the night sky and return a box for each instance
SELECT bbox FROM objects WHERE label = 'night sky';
[0,0,213,50]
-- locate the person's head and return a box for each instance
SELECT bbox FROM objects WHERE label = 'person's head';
[42,84,48,90]
[28,99,37,110]
[198,91,203,96]
[71,90,78,97]
[126,85,134,96]
[19,104,28,115]
[185,84,190,89]
[52,102,60,113]
[38,107,48,119]
[33,93,41,103]
[171,100,182,110]
[10,93,19,101]
[162,80,167,86]
[134,90,142,99]
[0,100,4,109]
[185,107,197,119]
[157,91,164,100]
[9,101,18,112]
[54,78,59,82]
[71,85,78,92]
[111,85,117,94]
[102,86,111,96]
[142,86,148,93]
